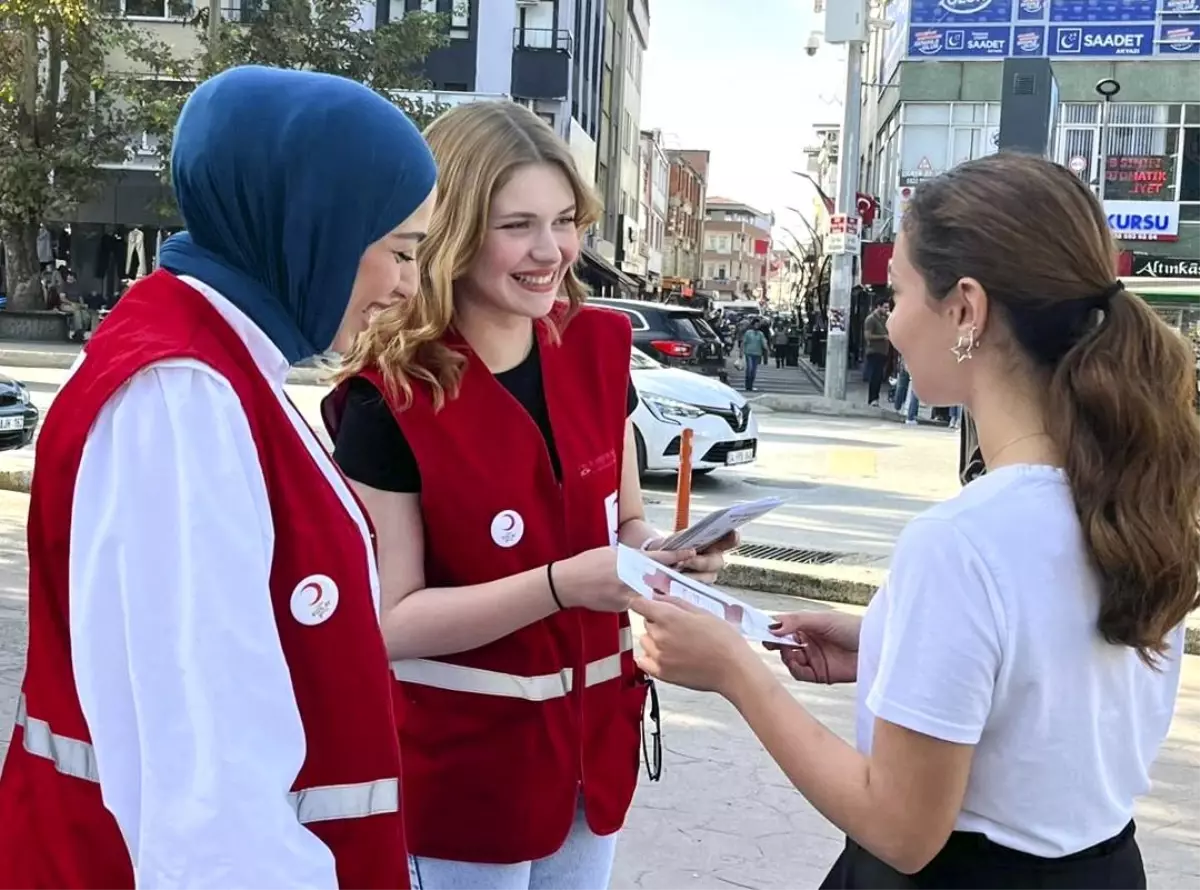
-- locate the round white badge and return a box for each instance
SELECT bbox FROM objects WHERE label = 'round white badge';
[490,510,525,548]
[290,574,339,626]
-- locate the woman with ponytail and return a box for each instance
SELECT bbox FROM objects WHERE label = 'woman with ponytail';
[626,151,1198,888]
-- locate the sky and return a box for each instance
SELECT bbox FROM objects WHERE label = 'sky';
[640,0,847,246]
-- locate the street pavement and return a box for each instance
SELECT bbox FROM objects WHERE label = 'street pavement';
[0,363,958,565]
[0,487,1195,886]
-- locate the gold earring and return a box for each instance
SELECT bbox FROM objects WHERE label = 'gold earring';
[950,326,978,363]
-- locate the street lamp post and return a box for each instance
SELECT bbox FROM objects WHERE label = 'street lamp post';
[1095,78,1121,202]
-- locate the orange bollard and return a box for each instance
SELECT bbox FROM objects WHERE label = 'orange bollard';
[674,427,694,532]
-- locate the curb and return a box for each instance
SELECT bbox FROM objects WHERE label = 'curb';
[0,349,327,386]
[720,558,1200,657]
[0,469,31,494]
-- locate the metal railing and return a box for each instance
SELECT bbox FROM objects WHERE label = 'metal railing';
[512,27,572,53]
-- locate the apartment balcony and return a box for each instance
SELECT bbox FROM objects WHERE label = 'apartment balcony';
[511,28,572,101]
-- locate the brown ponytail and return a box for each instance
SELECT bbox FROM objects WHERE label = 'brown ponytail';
[905,152,1200,666]
[1046,288,1200,664]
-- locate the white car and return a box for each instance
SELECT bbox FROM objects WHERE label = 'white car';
[631,348,759,476]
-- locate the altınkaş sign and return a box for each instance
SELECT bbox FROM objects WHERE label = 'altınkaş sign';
[901,0,1200,59]
[1131,256,1200,279]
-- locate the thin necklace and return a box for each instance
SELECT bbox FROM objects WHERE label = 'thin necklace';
[987,431,1052,467]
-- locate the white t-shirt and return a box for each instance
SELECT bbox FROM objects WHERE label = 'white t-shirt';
[856,464,1183,858]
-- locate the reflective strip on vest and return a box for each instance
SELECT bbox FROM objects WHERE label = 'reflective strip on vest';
[14,693,399,825]
[289,777,399,824]
[15,693,99,783]
[391,626,635,700]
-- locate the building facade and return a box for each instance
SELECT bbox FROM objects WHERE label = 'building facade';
[639,129,669,290]
[389,0,643,293]
[701,198,773,300]
[663,148,709,283]
[591,0,649,282]
[799,122,840,242]
[857,0,1200,269]
[387,0,602,176]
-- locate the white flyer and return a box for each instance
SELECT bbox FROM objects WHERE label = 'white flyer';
[616,545,800,647]
[658,496,785,553]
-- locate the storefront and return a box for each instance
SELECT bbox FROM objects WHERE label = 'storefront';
[578,245,639,299]
[45,168,182,304]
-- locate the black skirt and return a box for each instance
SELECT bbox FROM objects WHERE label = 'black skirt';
[820,820,1145,890]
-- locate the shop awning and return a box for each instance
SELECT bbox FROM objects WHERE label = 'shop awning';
[1127,278,1200,301]
[579,246,639,292]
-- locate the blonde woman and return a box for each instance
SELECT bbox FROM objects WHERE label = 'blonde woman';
[324,102,736,889]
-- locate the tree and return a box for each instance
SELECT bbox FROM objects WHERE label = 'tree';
[0,0,449,310]
[125,0,451,191]
[0,0,176,308]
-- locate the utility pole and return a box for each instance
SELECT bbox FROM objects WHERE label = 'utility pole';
[811,0,878,401]
[823,42,863,401]
[208,0,220,60]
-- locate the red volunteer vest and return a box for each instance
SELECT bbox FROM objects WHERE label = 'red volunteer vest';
[335,305,646,865]
[0,271,410,889]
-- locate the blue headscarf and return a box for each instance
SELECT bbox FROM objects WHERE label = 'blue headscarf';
[158,66,437,364]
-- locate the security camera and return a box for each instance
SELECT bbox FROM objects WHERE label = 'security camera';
[805,31,823,57]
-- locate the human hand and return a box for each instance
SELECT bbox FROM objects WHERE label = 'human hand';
[554,546,695,613]
[643,530,739,584]
[629,594,765,697]
[765,610,862,685]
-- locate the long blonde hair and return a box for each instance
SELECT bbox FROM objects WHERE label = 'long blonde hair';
[337,101,602,410]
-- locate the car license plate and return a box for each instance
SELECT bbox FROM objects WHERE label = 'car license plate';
[726,447,754,466]
[0,416,24,432]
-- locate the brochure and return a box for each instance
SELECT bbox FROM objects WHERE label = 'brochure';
[616,544,800,647]
[658,496,785,553]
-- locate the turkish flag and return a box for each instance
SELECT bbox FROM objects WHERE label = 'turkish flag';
[753,239,770,255]
[855,193,879,227]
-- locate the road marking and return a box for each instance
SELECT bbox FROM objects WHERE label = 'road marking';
[826,448,877,478]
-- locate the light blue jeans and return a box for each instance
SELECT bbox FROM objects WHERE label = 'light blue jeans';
[409,803,618,890]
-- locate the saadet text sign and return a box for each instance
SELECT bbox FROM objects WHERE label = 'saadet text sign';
[1050,24,1155,56]
[1103,200,1180,243]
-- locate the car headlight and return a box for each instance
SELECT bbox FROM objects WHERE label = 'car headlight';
[16,384,30,405]
[643,393,706,424]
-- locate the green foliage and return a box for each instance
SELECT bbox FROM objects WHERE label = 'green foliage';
[126,0,451,183]
[0,0,449,308]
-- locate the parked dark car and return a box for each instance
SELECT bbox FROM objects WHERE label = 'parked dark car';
[0,374,39,451]
[591,298,728,382]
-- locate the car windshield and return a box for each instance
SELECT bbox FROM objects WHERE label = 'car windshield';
[630,348,662,370]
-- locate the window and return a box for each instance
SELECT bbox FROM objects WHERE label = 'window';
[1051,103,1199,219]
[103,0,189,16]
[900,102,999,186]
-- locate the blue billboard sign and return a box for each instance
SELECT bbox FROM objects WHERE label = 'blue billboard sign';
[1160,20,1200,51]
[895,0,1200,59]
[910,25,1011,55]
[1049,23,1156,55]
[911,0,1013,24]
[1048,1,1156,22]
[1017,0,1047,20]
[1162,0,1200,16]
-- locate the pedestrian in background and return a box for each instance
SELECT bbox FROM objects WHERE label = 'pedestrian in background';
[774,325,789,368]
[326,101,734,890]
[862,296,891,405]
[628,152,1197,889]
[741,320,768,391]
[0,66,437,888]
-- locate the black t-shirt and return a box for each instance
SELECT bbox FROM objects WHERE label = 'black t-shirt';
[333,342,639,493]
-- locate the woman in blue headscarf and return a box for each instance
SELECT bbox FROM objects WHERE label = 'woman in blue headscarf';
[0,66,436,889]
